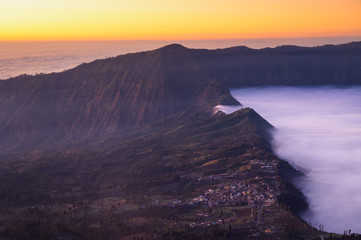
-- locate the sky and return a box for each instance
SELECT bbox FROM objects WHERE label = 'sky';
[219,86,361,233]
[1,0,361,41]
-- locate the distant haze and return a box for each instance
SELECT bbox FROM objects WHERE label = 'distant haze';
[220,86,361,234]
[1,37,360,79]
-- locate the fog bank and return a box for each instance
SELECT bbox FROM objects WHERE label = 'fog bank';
[224,86,361,234]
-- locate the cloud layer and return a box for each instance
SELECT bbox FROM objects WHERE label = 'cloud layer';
[228,86,361,234]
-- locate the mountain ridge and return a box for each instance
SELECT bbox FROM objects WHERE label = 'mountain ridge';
[1,42,358,239]
[0,45,238,152]
[0,41,360,152]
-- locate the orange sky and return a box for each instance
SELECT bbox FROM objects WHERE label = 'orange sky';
[1,0,361,41]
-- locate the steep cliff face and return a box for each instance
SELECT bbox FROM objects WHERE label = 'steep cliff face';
[0,44,237,151]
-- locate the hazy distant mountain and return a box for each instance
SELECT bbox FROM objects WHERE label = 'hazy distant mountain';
[0,42,360,152]
[194,41,361,87]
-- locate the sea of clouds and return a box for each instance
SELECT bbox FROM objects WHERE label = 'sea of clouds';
[221,86,361,234]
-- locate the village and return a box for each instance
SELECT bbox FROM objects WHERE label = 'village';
[151,158,282,235]
[0,157,327,239]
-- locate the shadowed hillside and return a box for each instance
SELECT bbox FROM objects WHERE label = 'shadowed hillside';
[192,41,361,87]
[0,44,237,152]
[1,42,360,152]
[1,43,358,239]
[0,108,273,205]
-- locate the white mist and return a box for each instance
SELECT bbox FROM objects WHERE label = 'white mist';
[224,86,361,234]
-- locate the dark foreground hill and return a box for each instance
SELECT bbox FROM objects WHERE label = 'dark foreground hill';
[0,42,360,239]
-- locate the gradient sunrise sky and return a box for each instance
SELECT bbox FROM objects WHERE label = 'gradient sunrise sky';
[1,0,361,41]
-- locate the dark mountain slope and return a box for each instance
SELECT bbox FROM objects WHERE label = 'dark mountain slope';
[0,44,237,152]
[0,43,352,238]
[1,105,305,240]
[192,41,361,87]
[0,42,360,153]
[0,108,273,205]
